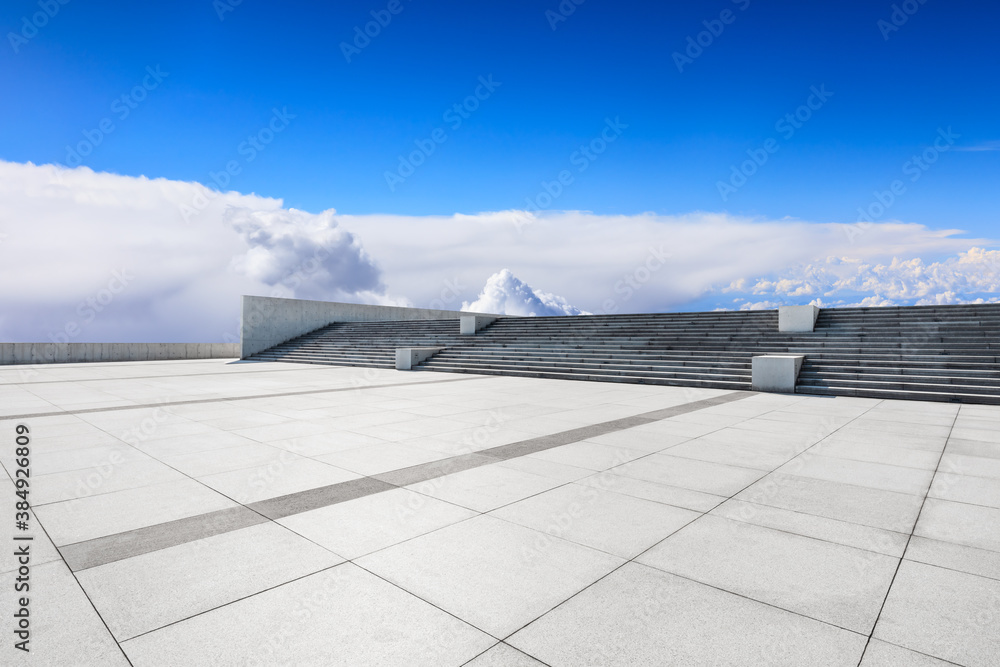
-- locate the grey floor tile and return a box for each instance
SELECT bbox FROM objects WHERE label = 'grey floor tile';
[663,437,795,471]
[0,561,129,666]
[405,463,567,513]
[463,643,547,666]
[914,498,1000,553]
[929,471,1000,509]
[121,563,494,666]
[31,457,188,505]
[637,515,898,633]
[490,482,699,558]
[612,453,766,496]
[939,452,1000,480]
[810,439,941,471]
[34,477,237,545]
[278,487,476,559]
[778,454,933,496]
[0,443,151,477]
[313,442,450,476]
[905,536,1000,581]
[735,473,924,533]
[874,560,1000,666]
[859,640,956,666]
[712,499,909,557]
[356,515,623,638]
[134,430,267,458]
[507,562,866,667]
[494,456,595,483]
[583,429,691,452]
[198,457,361,503]
[77,522,342,640]
[159,442,298,476]
[575,471,726,512]
[527,440,650,471]
[946,438,1000,461]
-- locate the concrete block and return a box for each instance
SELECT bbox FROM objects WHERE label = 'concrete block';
[752,355,805,393]
[395,347,444,371]
[460,315,497,335]
[779,305,820,332]
[0,343,11,365]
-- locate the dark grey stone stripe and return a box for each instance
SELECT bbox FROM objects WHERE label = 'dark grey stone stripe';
[58,506,268,571]
[0,375,486,421]
[248,477,397,520]
[60,389,756,572]
[373,453,498,488]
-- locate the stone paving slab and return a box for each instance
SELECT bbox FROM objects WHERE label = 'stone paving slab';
[0,358,997,665]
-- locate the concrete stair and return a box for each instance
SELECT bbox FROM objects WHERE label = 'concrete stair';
[795,304,1000,404]
[248,304,1000,404]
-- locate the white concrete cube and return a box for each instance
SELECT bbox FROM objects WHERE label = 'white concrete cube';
[460,315,497,335]
[778,305,820,332]
[395,347,444,370]
[752,355,805,393]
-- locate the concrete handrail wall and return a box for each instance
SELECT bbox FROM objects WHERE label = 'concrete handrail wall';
[240,295,499,358]
[0,343,239,366]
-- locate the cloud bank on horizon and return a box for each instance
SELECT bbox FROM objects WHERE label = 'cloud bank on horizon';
[0,159,997,343]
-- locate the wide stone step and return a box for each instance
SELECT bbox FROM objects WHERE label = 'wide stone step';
[796,376,1000,396]
[422,358,751,377]
[796,384,1000,406]
[414,365,751,390]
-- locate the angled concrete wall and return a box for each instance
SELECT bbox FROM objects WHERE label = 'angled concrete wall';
[240,295,498,358]
[0,343,239,366]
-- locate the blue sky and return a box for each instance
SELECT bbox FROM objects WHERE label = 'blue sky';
[3,0,998,228]
[1,0,999,340]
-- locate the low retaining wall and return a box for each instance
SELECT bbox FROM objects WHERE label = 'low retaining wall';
[0,343,239,366]
[240,295,497,358]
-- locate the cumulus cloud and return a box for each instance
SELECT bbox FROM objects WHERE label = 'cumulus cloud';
[225,207,383,301]
[462,269,590,316]
[721,248,1000,309]
[0,160,385,342]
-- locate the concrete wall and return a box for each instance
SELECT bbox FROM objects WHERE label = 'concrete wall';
[0,343,239,366]
[240,295,497,358]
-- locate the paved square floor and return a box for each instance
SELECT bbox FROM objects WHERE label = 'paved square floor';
[1,358,998,665]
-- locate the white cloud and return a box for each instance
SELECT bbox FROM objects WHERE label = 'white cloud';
[462,269,589,316]
[225,206,383,301]
[722,248,1000,310]
[2,159,997,343]
[340,209,995,314]
[0,160,386,342]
